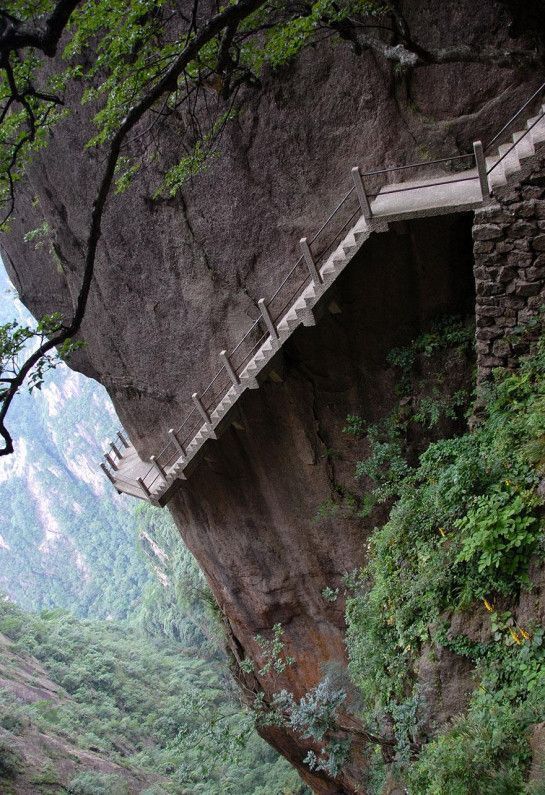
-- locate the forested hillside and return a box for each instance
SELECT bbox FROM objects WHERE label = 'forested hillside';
[0,262,306,791]
[0,265,151,618]
[0,599,307,794]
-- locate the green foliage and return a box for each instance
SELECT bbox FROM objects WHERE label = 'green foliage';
[406,683,544,795]
[412,387,469,429]
[0,599,307,794]
[345,328,545,790]
[322,586,339,603]
[239,1,384,73]
[347,316,475,514]
[0,311,84,398]
[455,483,541,597]
[68,772,130,795]
[343,414,365,437]
[156,110,238,199]
[255,623,295,676]
[134,504,223,654]
[263,675,350,777]
[274,676,347,742]
[388,315,475,396]
[0,0,391,223]
[304,737,351,778]
[0,740,23,778]
[23,221,51,248]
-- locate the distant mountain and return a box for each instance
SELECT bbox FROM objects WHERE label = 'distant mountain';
[0,265,151,618]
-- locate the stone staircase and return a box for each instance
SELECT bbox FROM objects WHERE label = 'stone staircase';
[101,89,545,506]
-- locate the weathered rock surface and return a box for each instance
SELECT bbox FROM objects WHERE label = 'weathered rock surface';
[1,1,543,790]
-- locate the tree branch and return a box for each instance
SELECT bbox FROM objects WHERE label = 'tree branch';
[0,0,82,56]
[0,0,267,456]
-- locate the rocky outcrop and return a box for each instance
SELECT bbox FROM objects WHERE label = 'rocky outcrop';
[1,2,543,790]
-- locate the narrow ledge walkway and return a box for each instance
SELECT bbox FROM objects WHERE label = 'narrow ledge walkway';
[101,94,545,506]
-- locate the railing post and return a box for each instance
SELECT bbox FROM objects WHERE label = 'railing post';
[169,428,185,457]
[110,440,122,459]
[220,350,240,387]
[300,238,323,285]
[192,392,211,425]
[104,452,118,471]
[150,455,166,479]
[351,166,372,220]
[117,430,129,448]
[258,298,279,340]
[473,140,490,198]
[137,477,152,499]
[100,462,116,484]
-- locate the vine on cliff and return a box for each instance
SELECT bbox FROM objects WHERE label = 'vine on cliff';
[344,319,545,792]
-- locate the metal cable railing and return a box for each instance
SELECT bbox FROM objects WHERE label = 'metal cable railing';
[361,151,474,178]
[313,204,360,264]
[367,171,478,200]
[488,107,545,176]
[308,186,355,246]
[485,79,545,154]
[102,78,545,498]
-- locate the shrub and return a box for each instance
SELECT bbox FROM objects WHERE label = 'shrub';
[345,327,545,790]
[68,771,130,795]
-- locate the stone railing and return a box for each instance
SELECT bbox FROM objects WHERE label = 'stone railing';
[100,79,545,499]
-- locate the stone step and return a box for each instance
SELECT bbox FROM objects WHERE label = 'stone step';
[527,113,545,145]
[104,97,545,507]
[245,361,259,375]
[497,142,521,176]
[261,338,276,355]
[485,154,507,188]
[512,128,535,160]
[277,311,301,333]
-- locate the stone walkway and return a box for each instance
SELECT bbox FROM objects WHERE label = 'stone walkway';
[101,98,545,506]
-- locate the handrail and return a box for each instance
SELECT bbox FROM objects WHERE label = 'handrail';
[488,108,545,175]
[267,256,304,306]
[361,152,474,178]
[104,77,545,498]
[367,173,478,200]
[308,186,355,245]
[231,317,261,354]
[485,79,545,154]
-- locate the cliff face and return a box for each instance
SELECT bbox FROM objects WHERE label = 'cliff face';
[0,1,542,790]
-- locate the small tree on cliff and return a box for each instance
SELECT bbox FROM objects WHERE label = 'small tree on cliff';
[0,0,542,455]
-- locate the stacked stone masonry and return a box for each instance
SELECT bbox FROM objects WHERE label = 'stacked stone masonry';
[473,143,545,381]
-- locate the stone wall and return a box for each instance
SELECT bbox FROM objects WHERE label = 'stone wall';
[473,143,545,382]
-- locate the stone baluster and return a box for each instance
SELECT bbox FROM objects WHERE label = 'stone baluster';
[100,462,116,483]
[169,428,185,458]
[351,166,372,220]
[104,452,118,471]
[258,298,279,340]
[220,350,240,388]
[473,140,490,198]
[300,238,323,285]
